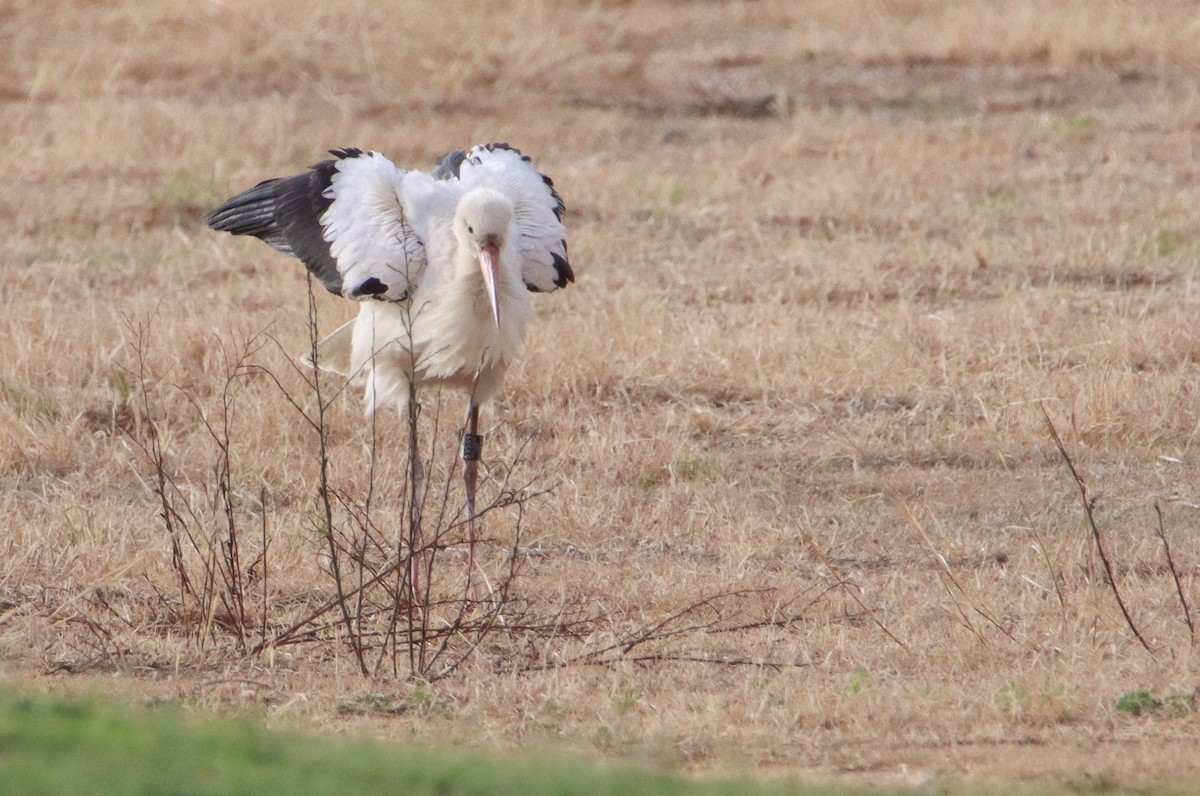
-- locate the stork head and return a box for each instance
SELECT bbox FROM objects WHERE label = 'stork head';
[454,188,514,328]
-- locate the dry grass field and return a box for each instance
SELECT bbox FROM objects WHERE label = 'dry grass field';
[4,0,1200,790]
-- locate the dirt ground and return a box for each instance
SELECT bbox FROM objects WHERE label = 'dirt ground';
[4,1,1200,791]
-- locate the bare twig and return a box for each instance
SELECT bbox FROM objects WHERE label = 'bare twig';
[1153,503,1194,642]
[514,653,814,673]
[117,297,860,686]
[1020,501,1068,635]
[902,503,1016,644]
[1041,404,1153,654]
[304,276,367,675]
[805,536,907,649]
[260,485,269,650]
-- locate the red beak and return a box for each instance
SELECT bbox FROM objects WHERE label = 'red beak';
[478,243,501,328]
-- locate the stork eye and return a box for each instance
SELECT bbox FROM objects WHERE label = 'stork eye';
[467,224,474,234]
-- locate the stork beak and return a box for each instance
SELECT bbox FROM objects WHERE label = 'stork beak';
[478,243,501,328]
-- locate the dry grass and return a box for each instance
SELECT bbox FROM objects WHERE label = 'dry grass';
[4,0,1200,790]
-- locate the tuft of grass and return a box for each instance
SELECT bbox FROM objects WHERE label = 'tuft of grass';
[110,368,133,405]
[975,191,1019,217]
[996,680,1028,716]
[844,667,870,697]
[0,380,61,421]
[594,724,616,750]
[1155,229,1185,258]
[1114,689,1195,718]
[669,457,716,481]
[335,693,406,716]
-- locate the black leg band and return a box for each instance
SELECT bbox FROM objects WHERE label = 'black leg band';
[462,432,483,461]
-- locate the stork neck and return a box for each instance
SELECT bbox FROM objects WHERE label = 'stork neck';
[456,243,481,280]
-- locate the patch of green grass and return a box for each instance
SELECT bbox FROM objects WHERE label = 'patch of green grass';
[1066,114,1094,131]
[111,368,133,405]
[0,690,854,796]
[845,667,870,697]
[1115,689,1159,716]
[594,724,616,750]
[890,87,965,119]
[1114,689,1195,718]
[996,680,1027,716]
[0,380,61,421]
[1154,229,1185,258]
[335,693,406,716]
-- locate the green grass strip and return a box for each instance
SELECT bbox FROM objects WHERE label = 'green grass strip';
[0,690,853,796]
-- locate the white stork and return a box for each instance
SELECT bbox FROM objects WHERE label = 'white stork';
[207,143,573,595]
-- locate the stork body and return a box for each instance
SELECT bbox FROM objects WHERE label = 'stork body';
[207,144,572,596]
[338,186,537,414]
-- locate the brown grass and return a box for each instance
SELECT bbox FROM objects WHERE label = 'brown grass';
[4,0,1200,790]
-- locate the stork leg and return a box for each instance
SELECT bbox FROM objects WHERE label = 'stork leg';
[462,403,483,599]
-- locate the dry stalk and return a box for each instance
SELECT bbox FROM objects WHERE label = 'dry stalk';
[259,485,269,650]
[115,306,896,684]
[1152,503,1195,642]
[804,533,907,649]
[1041,404,1153,654]
[1019,501,1069,636]
[505,586,835,674]
[901,503,1016,644]
[304,277,368,675]
[122,316,196,614]
[178,333,270,652]
[118,315,266,654]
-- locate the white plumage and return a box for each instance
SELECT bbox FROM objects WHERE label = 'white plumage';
[321,152,428,303]
[345,185,536,413]
[208,143,571,410]
[208,142,573,596]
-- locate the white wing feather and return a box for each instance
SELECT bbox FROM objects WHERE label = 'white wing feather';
[455,145,571,293]
[321,153,427,301]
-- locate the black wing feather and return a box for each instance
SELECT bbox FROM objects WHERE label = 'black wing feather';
[432,149,466,181]
[206,150,368,297]
[551,247,573,288]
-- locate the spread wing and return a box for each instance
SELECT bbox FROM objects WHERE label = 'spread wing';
[207,148,426,302]
[434,143,573,293]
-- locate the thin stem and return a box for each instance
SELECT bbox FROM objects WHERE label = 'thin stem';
[307,275,367,675]
[1041,404,1153,655]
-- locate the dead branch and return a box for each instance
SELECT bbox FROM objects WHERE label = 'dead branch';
[513,653,815,674]
[805,535,907,649]
[304,276,367,675]
[1153,503,1194,642]
[902,503,1016,644]
[1041,404,1153,654]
